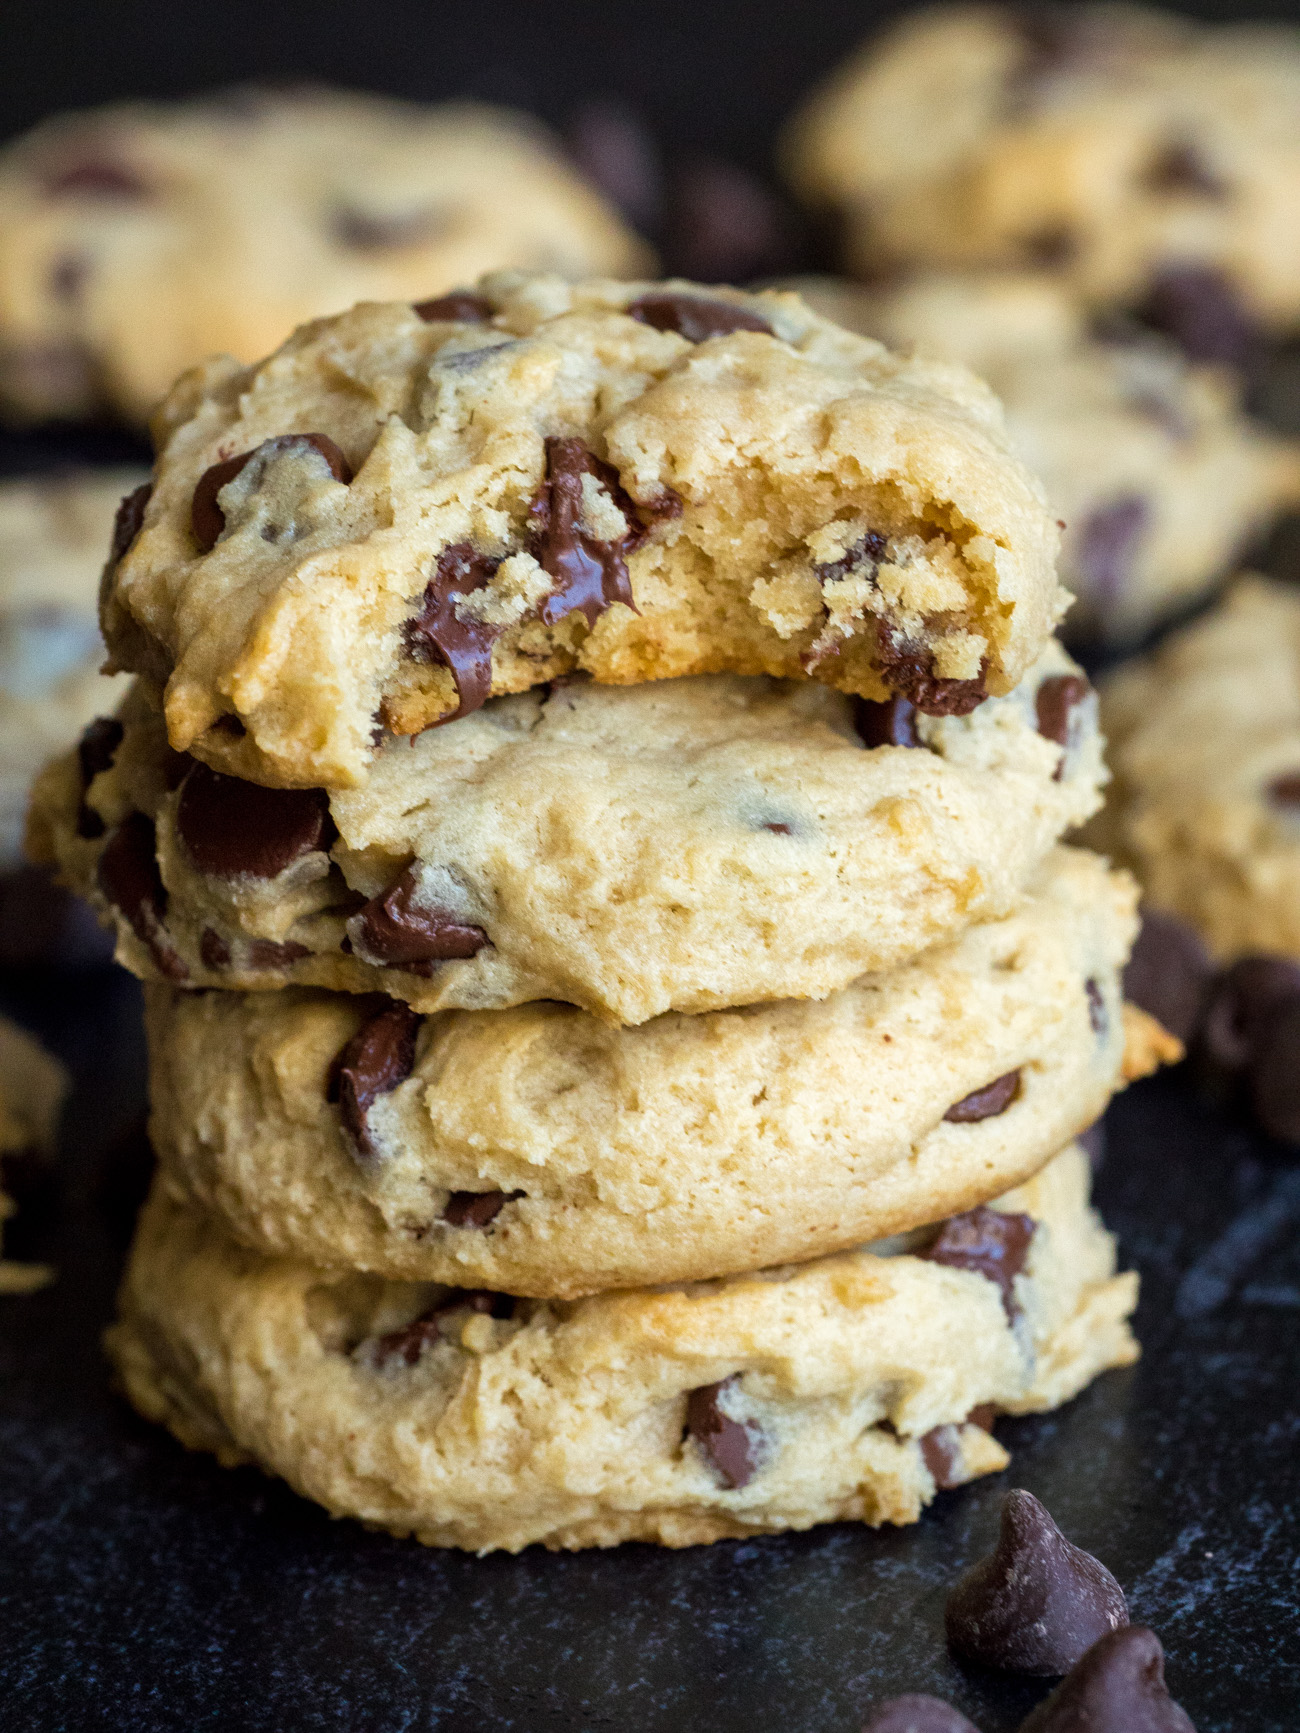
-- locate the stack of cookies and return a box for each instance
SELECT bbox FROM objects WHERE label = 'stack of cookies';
[31,272,1162,1552]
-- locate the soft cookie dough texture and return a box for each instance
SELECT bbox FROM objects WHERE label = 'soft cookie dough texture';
[143,848,1137,1296]
[108,1144,1139,1553]
[797,272,1300,644]
[100,271,1065,789]
[32,644,1104,1023]
[0,1015,66,1294]
[0,90,648,424]
[1097,576,1300,960]
[0,470,138,865]
[783,4,1300,327]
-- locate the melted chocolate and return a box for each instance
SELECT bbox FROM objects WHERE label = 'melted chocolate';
[854,695,922,749]
[351,865,487,972]
[190,433,352,553]
[1036,673,1091,747]
[877,624,988,717]
[404,543,504,723]
[330,999,420,1162]
[96,813,186,981]
[526,437,643,629]
[175,762,334,879]
[75,716,124,840]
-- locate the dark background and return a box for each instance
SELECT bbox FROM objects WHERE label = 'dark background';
[2,3,1300,1730]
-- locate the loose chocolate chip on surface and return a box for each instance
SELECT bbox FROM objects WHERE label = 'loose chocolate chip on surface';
[330,998,420,1162]
[43,158,149,199]
[412,291,494,323]
[366,1289,515,1367]
[862,1696,981,1733]
[946,1489,1129,1675]
[1249,997,1300,1145]
[526,436,648,628]
[1018,1626,1197,1732]
[97,812,186,981]
[1199,955,1300,1074]
[443,1190,521,1229]
[1086,978,1106,1036]
[628,292,773,342]
[1035,674,1090,748]
[854,694,922,749]
[351,865,487,972]
[404,542,504,722]
[176,762,334,879]
[1138,264,1258,369]
[921,1205,1035,1322]
[685,1375,763,1490]
[944,1071,1022,1124]
[1075,495,1149,609]
[566,99,662,229]
[190,433,352,552]
[108,483,152,572]
[75,716,124,839]
[876,624,989,717]
[1122,909,1212,1045]
[1142,141,1229,200]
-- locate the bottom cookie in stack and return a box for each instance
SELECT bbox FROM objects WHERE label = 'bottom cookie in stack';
[108,1142,1137,1553]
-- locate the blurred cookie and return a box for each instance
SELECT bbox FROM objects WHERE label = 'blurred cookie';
[97,271,1066,789]
[0,1015,66,1292]
[784,6,1300,342]
[0,89,650,424]
[797,272,1300,644]
[107,1142,1139,1552]
[141,848,1138,1296]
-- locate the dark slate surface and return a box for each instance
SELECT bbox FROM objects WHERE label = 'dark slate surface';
[0,966,1297,1733]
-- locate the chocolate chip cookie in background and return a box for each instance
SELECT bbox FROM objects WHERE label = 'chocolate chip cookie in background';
[0,88,651,427]
[789,272,1300,647]
[0,1014,67,1294]
[781,5,1300,351]
[0,468,138,966]
[97,270,1067,791]
[137,847,1149,1296]
[29,641,1106,1022]
[105,1140,1138,1554]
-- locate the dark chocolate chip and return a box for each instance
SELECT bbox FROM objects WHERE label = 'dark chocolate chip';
[108,482,152,572]
[1122,909,1212,1045]
[75,716,124,840]
[1075,496,1149,609]
[919,1426,968,1491]
[946,1488,1129,1676]
[413,292,494,323]
[175,762,333,879]
[404,542,504,723]
[330,998,420,1162]
[763,821,793,835]
[1249,997,1300,1145]
[1142,141,1229,200]
[921,1205,1036,1322]
[854,694,922,749]
[43,158,149,199]
[944,1071,1022,1124]
[191,433,352,553]
[246,938,311,970]
[332,204,445,251]
[1018,1626,1197,1732]
[816,530,887,589]
[351,865,487,972]
[1035,674,1091,747]
[566,99,662,230]
[526,436,646,629]
[1199,955,1300,1074]
[443,1190,521,1229]
[199,928,231,970]
[366,1290,515,1367]
[876,624,989,717]
[684,1375,763,1489]
[628,292,773,342]
[1086,978,1106,1036]
[96,812,186,981]
[1138,265,1258,369]
[1267,771,1300,807]
[861,1696,981,1733]
[662,155,799,284]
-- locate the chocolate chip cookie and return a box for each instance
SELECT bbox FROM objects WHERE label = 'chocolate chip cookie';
[796,271,1300,644]
[107,1142,1139,1552]
[784,6,1300,341]
[97,272,1066,789]
[0,89,649,424]
[140,847,1140,1296]
[31,644,1104,1022]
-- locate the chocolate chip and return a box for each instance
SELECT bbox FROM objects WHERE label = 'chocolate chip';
[526,436,646,629]
[921,1205,1035,1322]
[862,1697,981,1733]
[1075,496,1149,609]
[1199,955,1300,1075]
[175,762,333,879]
[1138,265,1258,369]
[366,1290,515,1367]
[816,530,887,589]
[350,865,487,973]
[332,205,446,250]
[1267,771,1300,807]
[246,938,311,970]
[853,695,922,749]
[684,1375,763,1489]
[108,482,152,572]
[1249,996,1300,1145]
[330,998,420,1163]
[1122,909,1213,1045]
[443,1190,521,1228]
[1086,979,1106,1036]
[876,625,989,717]
[919,1426,968,1491]
[628,292,773,342]
[1035,674,1090,747]
[97,812,186,981]
[1142,141,1229,200]
[404,542,504,723]
[946,1489,1129,1676]
[413,292,494,323]
[1018,1626,1196,1732]
[43,158,149,199]
[566,99,662,230]
[75,716,124,839]
[190,433,352,553]
[944,1071,1022,1124]
[199,928,230,970]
